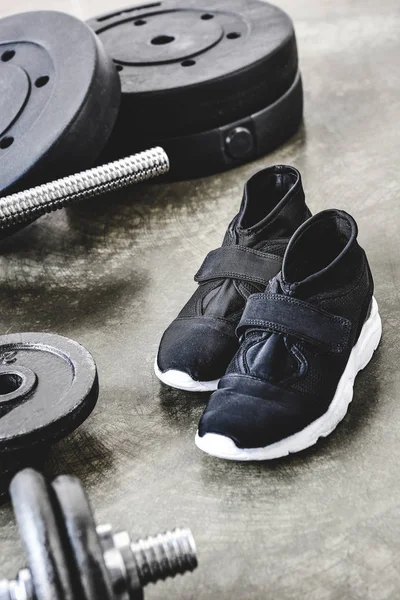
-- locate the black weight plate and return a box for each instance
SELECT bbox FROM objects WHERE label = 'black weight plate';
[0,11,121,195]
[0,332,98,453]
[52,475,114,600]
[160,71,303,178]
[9,469,76,600]
[89,0,302,178]
[89,0,298,138]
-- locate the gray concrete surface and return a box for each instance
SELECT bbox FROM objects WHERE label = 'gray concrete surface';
[0,0,399,598]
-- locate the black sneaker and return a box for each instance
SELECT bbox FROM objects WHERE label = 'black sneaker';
[196,209,382,459]
[154,165,311,391]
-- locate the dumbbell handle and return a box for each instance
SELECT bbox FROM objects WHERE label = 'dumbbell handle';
[0,525,197,600]
[0,147,169,231]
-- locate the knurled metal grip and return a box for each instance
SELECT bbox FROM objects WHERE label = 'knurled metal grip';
[0,147,169,232]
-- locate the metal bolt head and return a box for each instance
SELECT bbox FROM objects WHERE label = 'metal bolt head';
[225,127,254,159]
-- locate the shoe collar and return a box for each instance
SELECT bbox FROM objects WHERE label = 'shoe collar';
[233,165,303,239]
[280,209,358,295]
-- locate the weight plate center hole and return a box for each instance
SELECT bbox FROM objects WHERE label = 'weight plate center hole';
[0,372,23,396]
[151,35,175,45]
[227,32,241,39]
[201,13,214,20]
[98,10,224,66]
[134,19,146,26]
[181,59,196,67]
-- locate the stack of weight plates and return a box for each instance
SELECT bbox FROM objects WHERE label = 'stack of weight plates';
[0,0,303,189]
[90,0,303,179]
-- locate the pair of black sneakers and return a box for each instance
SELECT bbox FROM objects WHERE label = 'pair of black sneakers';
[155,166,382,460]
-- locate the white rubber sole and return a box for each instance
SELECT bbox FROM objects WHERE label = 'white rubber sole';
[154,359,219,392]
[195,297,382,460]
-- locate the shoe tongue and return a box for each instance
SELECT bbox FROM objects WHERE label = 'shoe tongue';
[231,165,305,247]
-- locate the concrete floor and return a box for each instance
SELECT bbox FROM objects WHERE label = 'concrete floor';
[0,0,400,598]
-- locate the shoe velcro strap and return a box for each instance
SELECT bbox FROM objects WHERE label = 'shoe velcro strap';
[194,246,282,286]
[237,293,352,353]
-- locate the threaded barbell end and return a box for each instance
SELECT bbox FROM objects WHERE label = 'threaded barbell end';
[130,527,197,587]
